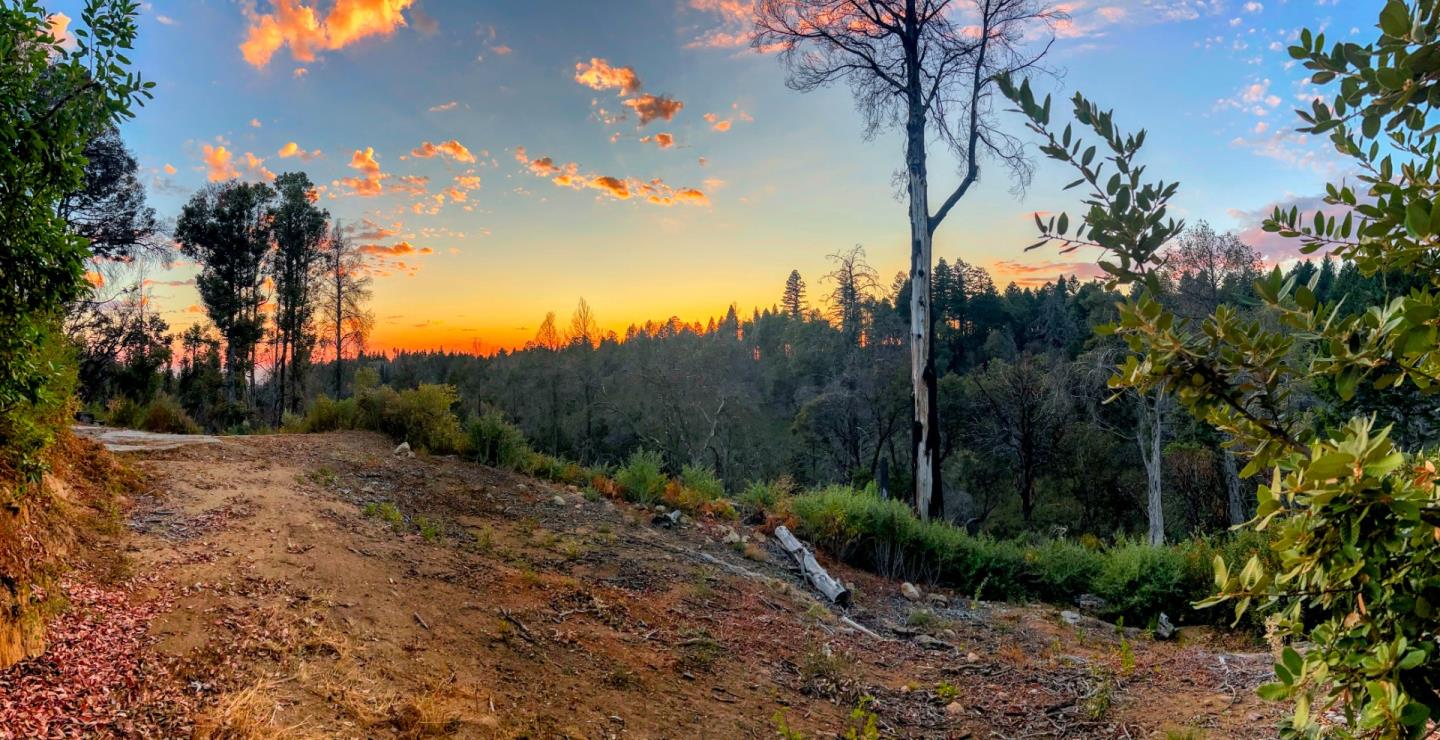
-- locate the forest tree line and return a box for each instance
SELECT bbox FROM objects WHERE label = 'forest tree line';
[297,234,1423,543]
[66,126,1431,546]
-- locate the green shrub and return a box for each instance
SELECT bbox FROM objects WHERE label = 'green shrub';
[680,464,724,501]
[739,479,788,514]
[139,394,201,435]
[467,409,532,468]
[362,501,404,530]
[105,397,144,429]
[359,383,466,454]
[615,449,667,504]
[1025,539,1106,603]
[1091,541,1190,624]
[289,395,360,433]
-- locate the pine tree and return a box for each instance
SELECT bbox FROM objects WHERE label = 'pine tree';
[268,172,329,418]
[781,269,807,319]
[175,181,276,410]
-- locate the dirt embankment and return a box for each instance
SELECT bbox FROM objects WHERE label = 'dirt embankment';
[2,431,1281,738]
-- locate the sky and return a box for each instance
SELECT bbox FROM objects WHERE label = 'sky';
[57,0,1373,353]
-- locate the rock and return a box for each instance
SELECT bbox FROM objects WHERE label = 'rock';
[1155,611,1176,640]
[945,701,964,716]
[900,582,923,601]
[651,509,682,528]
[721,527,742,545]
[551,495,566,506]
[1060,610,1081,626]
[927,593,949,607]
[965,651,979,663]
[1076,593,1107,613]
[393,442,413,457]
[913,634,951,650]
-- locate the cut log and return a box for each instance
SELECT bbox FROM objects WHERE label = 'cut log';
[773,526,850,606]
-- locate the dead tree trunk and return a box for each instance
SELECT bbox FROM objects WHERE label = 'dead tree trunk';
[774,526,850,606]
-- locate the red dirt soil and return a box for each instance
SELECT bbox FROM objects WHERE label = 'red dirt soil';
[1,431,1283,738]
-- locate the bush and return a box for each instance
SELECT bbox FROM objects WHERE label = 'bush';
[467,410,532,468]
[615,449,666,505]
[680,464,724,500]
[1025,539,1106,604]
[787,483,1240,622]
[105,397,144,430]
[1090,542,1191,624]
[139,394,200,435]
[739,477,793,514]
[359,383,466,454]
[289,396,360,433]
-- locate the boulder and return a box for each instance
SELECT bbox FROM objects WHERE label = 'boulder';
[900,582,923,601]
[393,442,414,457]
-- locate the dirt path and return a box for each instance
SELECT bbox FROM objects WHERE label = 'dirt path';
[19,432,1284,738]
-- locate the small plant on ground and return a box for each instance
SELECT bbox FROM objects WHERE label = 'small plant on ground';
[772,711,806,740]
[415,516,443,542]
[934,682,959,703]
[797,642,855,700]
[306,466,338,487]
[843,696,880,740]
[676,630,723,674]
[362,501,403,530]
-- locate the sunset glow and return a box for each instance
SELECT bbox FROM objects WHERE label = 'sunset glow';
[85,0,1371,353]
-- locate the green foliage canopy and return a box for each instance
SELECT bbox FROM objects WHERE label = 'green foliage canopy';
[1003,0,1440,733]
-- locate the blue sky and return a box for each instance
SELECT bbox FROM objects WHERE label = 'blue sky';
[58,0,1371,351]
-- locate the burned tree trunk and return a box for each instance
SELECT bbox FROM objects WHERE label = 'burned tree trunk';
[774,526,850,606]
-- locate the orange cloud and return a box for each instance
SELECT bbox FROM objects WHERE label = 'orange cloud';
[640,132,675,149]
[428,100,458,112]
[391,174,429,196]
[83,271,105,288]
[360,241,417,256]
[410,139,476,164]
[46,12,75,50]
[240,0,417,68]
[202,143,239,181]
[163,163,177,175]
[574,58,641,95]
[332,146,388,196]
[185,304,205,314]
[515,148,709,207]
[353,218,400,240]
[278,141,322,160]
[624,94,683,126]
[242,151,276,181]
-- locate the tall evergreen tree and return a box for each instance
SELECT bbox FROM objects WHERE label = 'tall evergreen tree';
[781,269,807,319]
[175,181,275,410]
[267,172,329,417]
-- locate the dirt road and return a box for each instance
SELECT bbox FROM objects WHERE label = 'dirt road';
[4,431,1282,738]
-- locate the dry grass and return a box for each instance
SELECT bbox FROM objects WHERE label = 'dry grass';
[191,681,322,739]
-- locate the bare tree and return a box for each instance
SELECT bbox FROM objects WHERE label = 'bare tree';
[757,0,1059,519]
[319,223,373,398]
[1077,345,1171,544]
[1164,222,1263,526]
[824,245,880,347]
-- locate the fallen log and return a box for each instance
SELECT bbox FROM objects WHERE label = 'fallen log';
[773,526,850,607]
